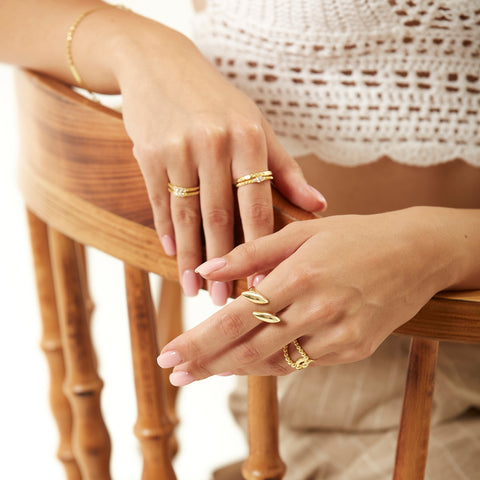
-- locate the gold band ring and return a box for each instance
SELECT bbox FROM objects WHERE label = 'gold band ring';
[283,339,314,370]
[241,287,281,324]
[235,170,273,188]
[168,183,200,197]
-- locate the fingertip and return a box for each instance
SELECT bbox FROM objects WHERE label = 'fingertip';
[160,234,177,256]
[169,371,195,387]
[195,257,227,277]
[307,185,328,212]
[210,281,231,306]
[181,269,201,297]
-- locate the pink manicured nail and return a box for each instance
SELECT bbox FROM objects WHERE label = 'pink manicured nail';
[211,281,229,306]
[253,274,266,287]
[182,270,200,297]
[160,235,176,256]
[308,185,327,211]
[169,371,195,387]
[157,351,182,368]
[195,258,227,277]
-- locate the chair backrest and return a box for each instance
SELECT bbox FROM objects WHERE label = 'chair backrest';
[16,69,480,480]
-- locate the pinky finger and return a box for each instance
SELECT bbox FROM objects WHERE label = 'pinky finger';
[145,175,177,256]
[232,350,293,377]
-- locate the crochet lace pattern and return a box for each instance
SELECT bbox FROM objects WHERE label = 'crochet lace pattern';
[193,0,480,166]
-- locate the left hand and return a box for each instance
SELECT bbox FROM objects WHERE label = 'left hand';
[158,208,459,386]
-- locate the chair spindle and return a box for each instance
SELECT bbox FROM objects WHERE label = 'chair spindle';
[157,278,183,456]
[49,227,111,480]
[26,210,82,480]
[393,337,439,480]
[124,264,177,480]
[242,376,286,480]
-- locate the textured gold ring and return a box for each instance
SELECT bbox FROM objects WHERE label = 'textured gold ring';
[235,170,273,188]
[283,339,314,370]
[168,183,200,198]
[241,287,281,324]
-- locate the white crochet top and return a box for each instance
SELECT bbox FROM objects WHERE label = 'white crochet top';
[192,0,480,167]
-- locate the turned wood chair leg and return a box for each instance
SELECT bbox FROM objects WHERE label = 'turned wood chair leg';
[242,376,286,480]
[49,227,111,480]
[26,210,82,480]
[124,265,177,480]
[157,278,183,457]
[393,337,439,480]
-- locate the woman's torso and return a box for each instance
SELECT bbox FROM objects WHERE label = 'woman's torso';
[192,0,480,215]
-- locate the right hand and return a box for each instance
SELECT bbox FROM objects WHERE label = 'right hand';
[111,14,327,304]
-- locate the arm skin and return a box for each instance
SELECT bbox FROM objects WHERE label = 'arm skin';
[0,0,326,305]
[0,0,121,92]
[157,206,480,386]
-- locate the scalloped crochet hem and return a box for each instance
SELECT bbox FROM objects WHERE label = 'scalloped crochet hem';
[278,136,480,168]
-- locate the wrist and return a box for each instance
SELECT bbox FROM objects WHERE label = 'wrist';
[403,206,476,292]
[68,5,194,95]
[104,11,200,95]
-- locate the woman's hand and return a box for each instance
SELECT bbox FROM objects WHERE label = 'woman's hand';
[109,13,326,304]
[157,207,464,386]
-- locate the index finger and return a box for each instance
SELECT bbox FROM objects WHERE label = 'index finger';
[157,275,291,368]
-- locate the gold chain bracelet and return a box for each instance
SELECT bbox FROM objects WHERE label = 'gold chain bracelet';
[66,4,129,101]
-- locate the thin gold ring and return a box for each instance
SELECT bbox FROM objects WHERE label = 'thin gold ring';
[283,339,314,370]
[236,176,274,188]
[235,170,273,188]
[168,183,200,197]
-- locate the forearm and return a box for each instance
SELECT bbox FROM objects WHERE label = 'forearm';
[0,0,194,94]
[409,206,480,291]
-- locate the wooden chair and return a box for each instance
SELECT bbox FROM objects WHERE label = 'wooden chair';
[16,69,480,480]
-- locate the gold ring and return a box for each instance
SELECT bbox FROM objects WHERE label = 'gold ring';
[241,287,269,304]
[235,170,273,188]
[168,183,200,197]
[241,287,281,324]
[283,339,314,370]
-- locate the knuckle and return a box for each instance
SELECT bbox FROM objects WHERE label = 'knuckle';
[149,193,169,212]
[191,356,214,378]
[316,298,342,324]
[205,207,233,230]
[192,122,228,150]
[351,336,376,361]
[163,135,189,158]
[181,336,201,358]
[288,267,309,292]
[246,201,272,226]
[232,120,263,146]
[219,312,245,340]
[267,356,291,376]
[176,249,199,268]
[329,318,365,353]
[175,204,200,227]
[233,343,262,365]
[238,240,258,259]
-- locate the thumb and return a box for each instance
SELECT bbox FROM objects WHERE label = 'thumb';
[263,119,327,213]
[195,222,315,282]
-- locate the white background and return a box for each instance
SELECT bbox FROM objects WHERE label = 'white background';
[0,1,247,479]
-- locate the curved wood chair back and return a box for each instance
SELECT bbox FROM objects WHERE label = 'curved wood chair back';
[16,69,480,480]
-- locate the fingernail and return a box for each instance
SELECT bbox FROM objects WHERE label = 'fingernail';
[195,257,226,277]
[160,235,176,256]
[157,351,183,368]
[211,281,229,306]
[253,274,266,287]
[170,371,195,387]
[182,270,200,297]
[308,185,327,211]
[217,372,233,377]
